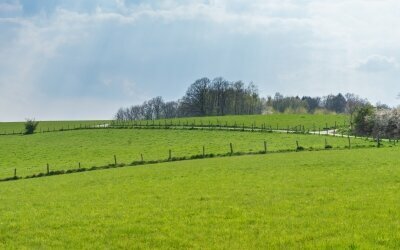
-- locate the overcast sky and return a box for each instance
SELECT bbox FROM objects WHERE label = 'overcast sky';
[1,0,400,121]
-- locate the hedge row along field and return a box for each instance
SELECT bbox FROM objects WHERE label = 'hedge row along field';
[0,128,387,180]
[1,148,400,249]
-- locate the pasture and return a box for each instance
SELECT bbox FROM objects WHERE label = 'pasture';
[1,148,400,249]
[0,128,381,180]
[132,113,349,130]
[0,120,108,134]
[0,114,348,135]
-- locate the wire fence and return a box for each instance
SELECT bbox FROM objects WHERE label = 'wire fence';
[0,137,388,183]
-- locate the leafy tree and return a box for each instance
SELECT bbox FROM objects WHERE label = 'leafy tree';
[24,119,39,135]
[353,104,375,136]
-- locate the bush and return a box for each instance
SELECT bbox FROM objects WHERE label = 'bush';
[24,119,39,135]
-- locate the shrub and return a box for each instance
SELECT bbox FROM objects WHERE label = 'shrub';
[24,119,39,135]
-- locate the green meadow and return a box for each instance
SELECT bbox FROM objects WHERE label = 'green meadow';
[1,148,400,249]
[0,120,108,134]
[0,114,349,134]
[136,113,350,130]
[0,128,380,179]
[0,114,397,249]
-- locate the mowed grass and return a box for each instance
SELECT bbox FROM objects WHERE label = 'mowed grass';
[0,128,381,179]
[0,120,109,134]
[137,113,350,130]
[1,148,400,249]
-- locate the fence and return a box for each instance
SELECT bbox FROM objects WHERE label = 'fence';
[0,119,349,136]
[1,137,386,183]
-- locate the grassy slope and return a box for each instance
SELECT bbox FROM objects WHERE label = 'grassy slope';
[0,114,349,133]
[144,113,349,130]
[0,128,381,179]
[1,148,400,249]
[0,120,108,134]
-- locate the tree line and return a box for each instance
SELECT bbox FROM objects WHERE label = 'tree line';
[115,77,264,120]
[115,77,381,121]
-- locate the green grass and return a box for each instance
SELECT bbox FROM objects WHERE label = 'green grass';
[127,114,350,130]
[0,128,381,179]
[0,120,108,134]
[0,114,349,134]
[1,148,400,248]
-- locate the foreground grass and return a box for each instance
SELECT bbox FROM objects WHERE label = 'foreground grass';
[1,148,400,249]
[0,128,381,179]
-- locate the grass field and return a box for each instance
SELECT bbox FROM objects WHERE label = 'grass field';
[0,128,381,179]
[1,148,400,249]
[0,114,349,134]
[124,114,350,130]
[0,120,108,134]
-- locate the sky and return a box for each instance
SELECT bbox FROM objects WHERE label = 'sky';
[1,0,400,121]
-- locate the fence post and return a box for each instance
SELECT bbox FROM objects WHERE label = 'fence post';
[334,121,337,136]
[114,155,117,165]
[14,168,17,178]
[230,143,233,155]
[47,163,49,174]
[296,141,299,150]
[264,141,267,153]
[348,136,351,149]
[169,149,172,160]
[79,162,81,169]
[203,146,205,157]
[325,138,327,148]
[141,154,144,162]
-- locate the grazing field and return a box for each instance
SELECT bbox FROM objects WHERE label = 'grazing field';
[1,148,400,249]
[0,120,108,134]
[0,114,349,134]
[126,114,350,130]
[0,128,381,179]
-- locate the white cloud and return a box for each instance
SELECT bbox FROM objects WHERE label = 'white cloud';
[356,55,399,72]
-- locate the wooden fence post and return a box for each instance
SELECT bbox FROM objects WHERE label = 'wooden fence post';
[296,141,299,150]
[334,121,337,136]
[79,162,81,169]
[325,138,327,148]
[230,143,233,155]
[114,155,117,165]
[264,141,267,153]
[47,163,49,174]
[348,136,351,149]
[141,153,144,162]
[14,168,17,178]
[203,146,205,157]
